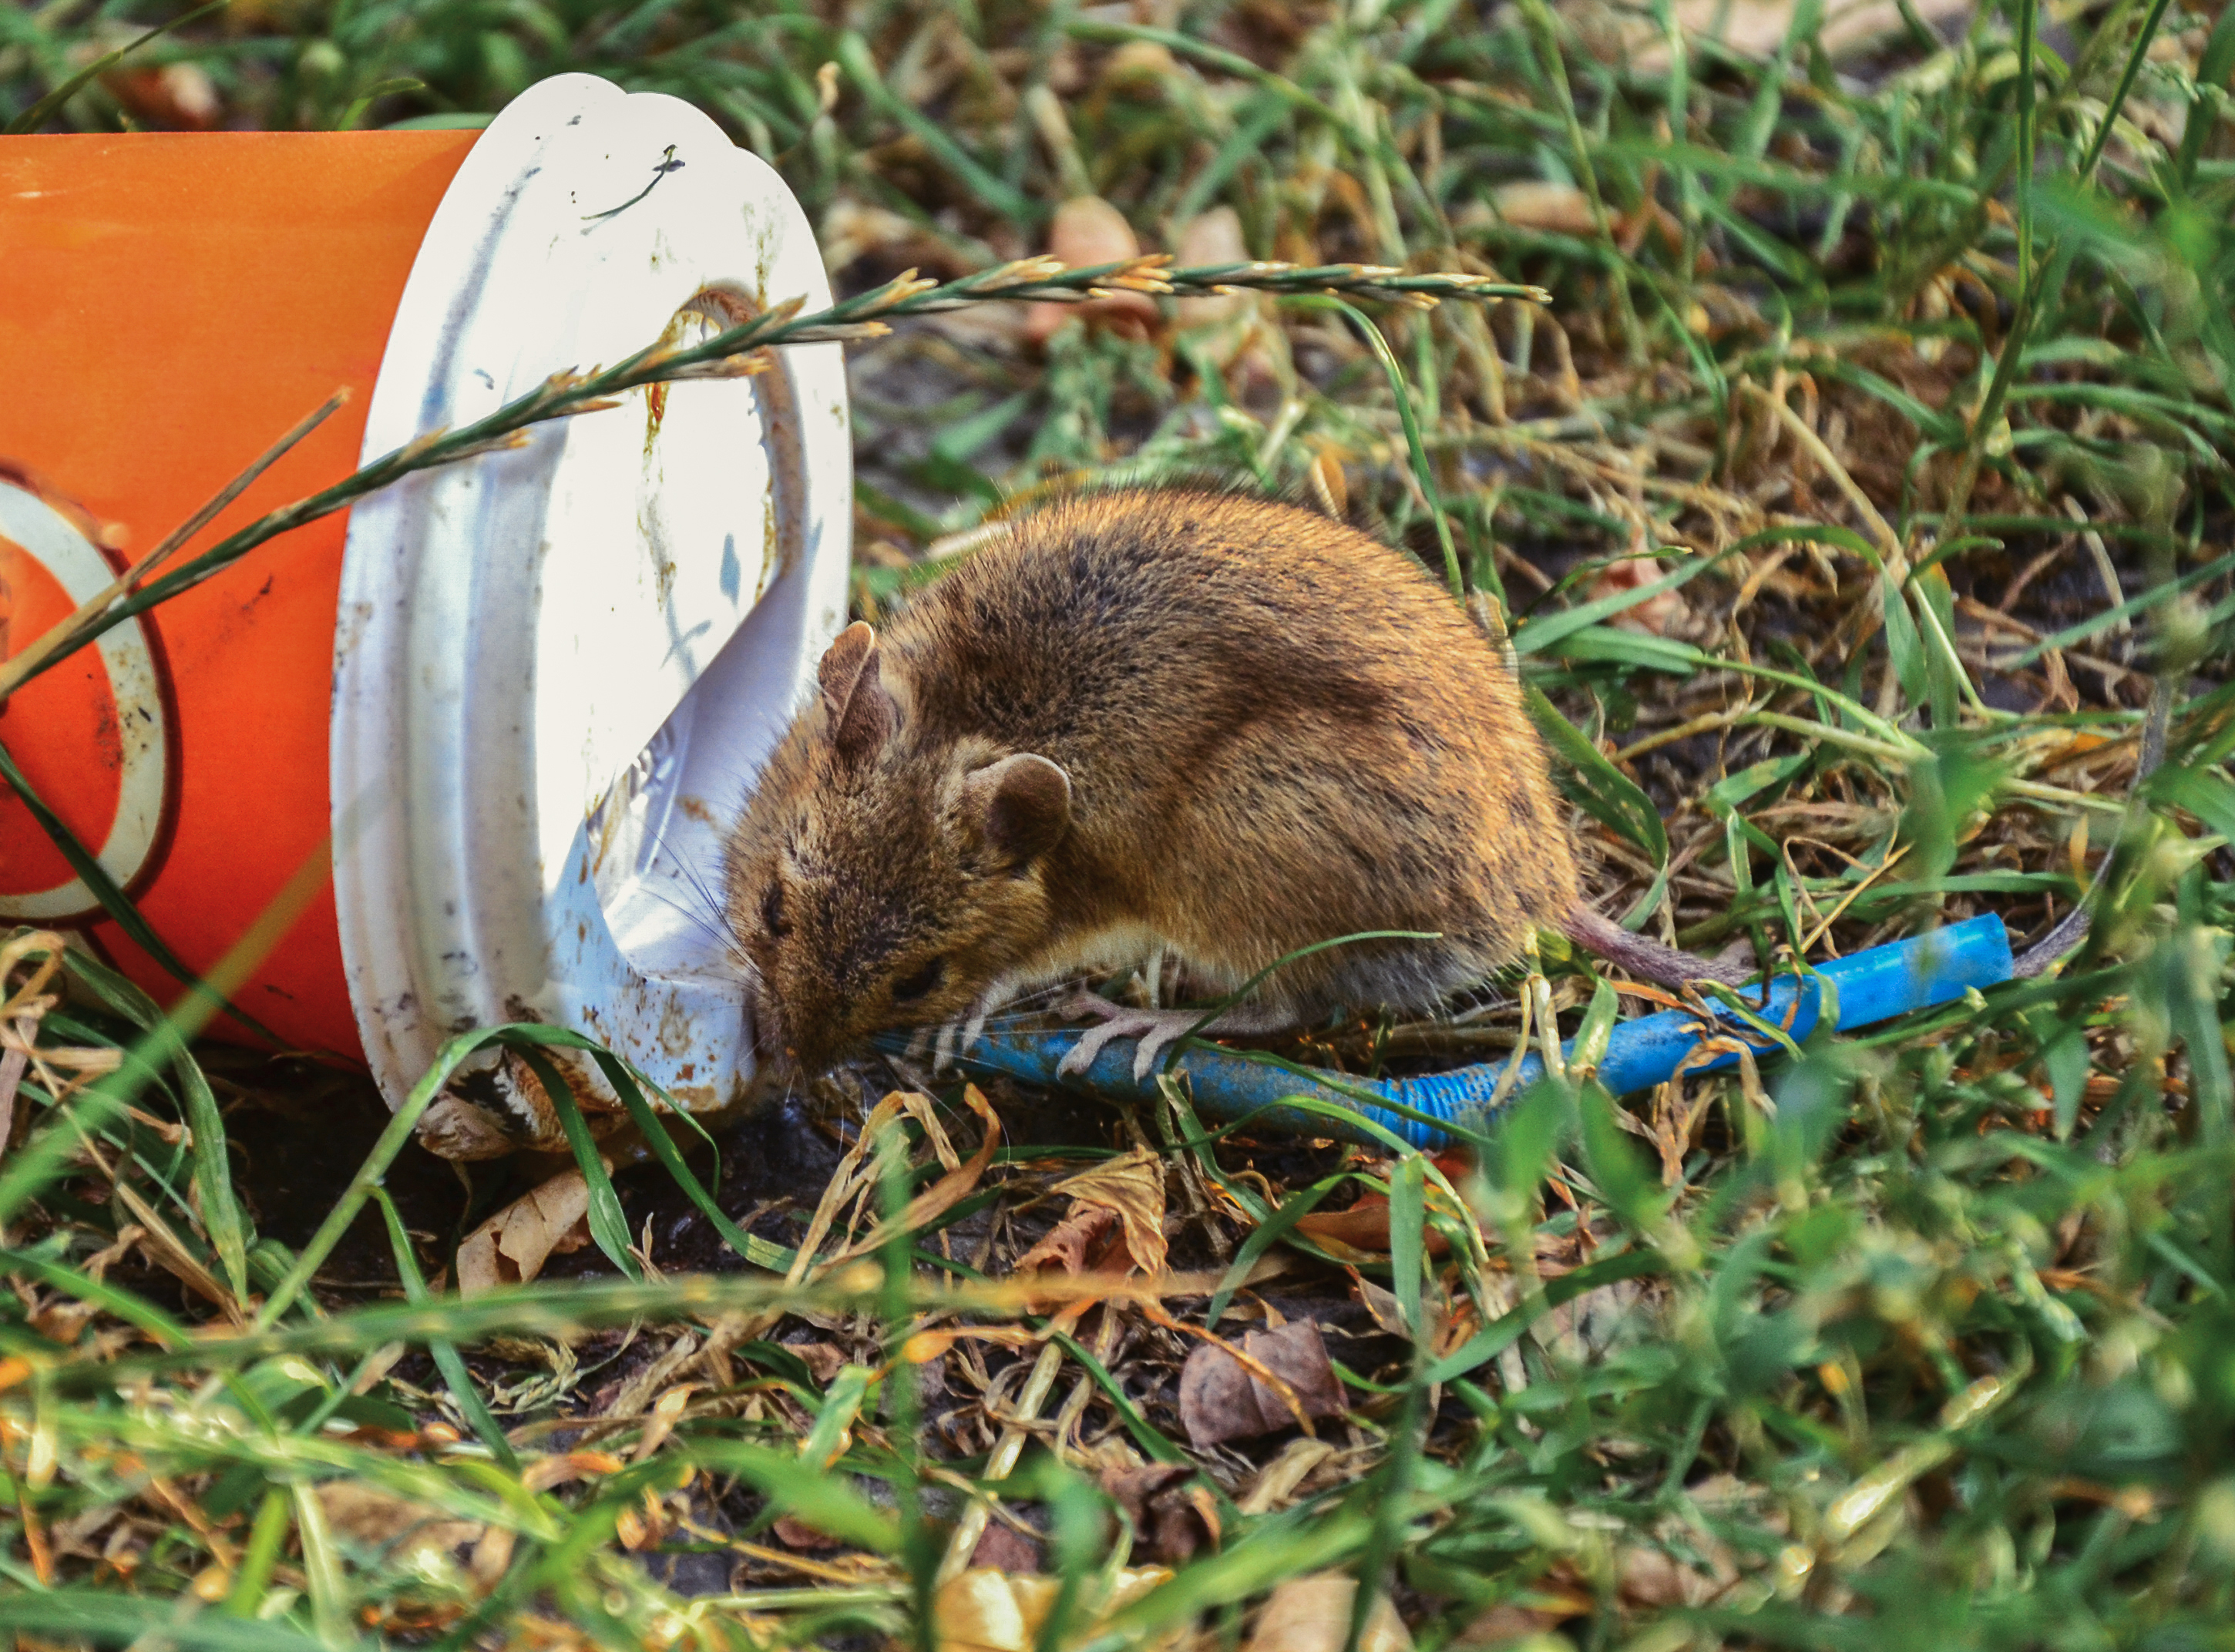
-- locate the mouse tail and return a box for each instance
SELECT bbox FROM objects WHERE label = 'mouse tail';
[1561,905,1753,989]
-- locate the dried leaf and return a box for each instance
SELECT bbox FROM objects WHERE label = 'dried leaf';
[631,1384,696,1462]
[1491,181,1597,237]
[1615,1537,1739,1607]
[1016,1204,1121,1275]
[1101,39,1178,89]
[1454,1601,1568,1645]
[936,1568,1055,1652]
[1099,1461,1190,1520]
[520,1451,623,1493]
[1586,0,1976,73]
[1349,1271,1409,1339]
[1178,1321,1348,1448]
[413,1093,523,1160]
[816,1087,1001,1273]
[1293,1201,1420,1257]
[1308,449,1349,519]
[967,1521,1044,1574]
[788,1341,849,1383]
[1175,206,1252,334]
[1024,198,1159,343]
[1245,1574,1413,1652]
[934,1565,1175,1652]
[1097,1462,1215,1561]
[1585,556,1687,636]
[316,1484,481,1566]
[103,59,221,129]
[773,1514,845,1552]
[1047,1148,1168,1277]
[1294,1151,1469,1258]
[456,1168,596,1296]
[468,1525,514,1590]
[111,1184,240,1321]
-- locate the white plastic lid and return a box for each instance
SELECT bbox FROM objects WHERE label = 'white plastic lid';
[333,74,849,1140]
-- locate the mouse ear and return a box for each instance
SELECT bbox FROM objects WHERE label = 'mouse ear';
[963,754,1071,868]
[818,622,895,766]
[818,622,876,720]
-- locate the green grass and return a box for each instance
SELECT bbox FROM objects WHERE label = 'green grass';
[5,1,2235,1647]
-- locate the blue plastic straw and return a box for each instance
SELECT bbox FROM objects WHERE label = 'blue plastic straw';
[926,915,2015,1147]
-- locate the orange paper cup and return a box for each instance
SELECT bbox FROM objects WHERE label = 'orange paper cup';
[0,128,476,1052]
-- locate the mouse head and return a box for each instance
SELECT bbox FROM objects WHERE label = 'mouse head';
[726,622,1074,1076]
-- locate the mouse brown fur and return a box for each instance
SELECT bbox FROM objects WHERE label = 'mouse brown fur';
[724,489,1742,1079]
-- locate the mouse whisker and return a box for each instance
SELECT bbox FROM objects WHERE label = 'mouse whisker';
[639,831,763,981]
[643,885,763,982]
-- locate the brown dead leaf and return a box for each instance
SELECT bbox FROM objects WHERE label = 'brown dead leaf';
[936,1570,1061,1652]
[1012,1148,1169,1332]
[1237,1439,1338,1516]
[1175,206,1252,334]
[1454,1534,1734,1642]
[1454,1602,1570,1645]
[1047,1149,1168,1277]
[1024,198,1159,343]
[1098,1462,1218,1563]
[631,1384,696,1463]
[1293,1150,1470,1257]
[774,1514,845,1552]
[1169,1482,1222,1563]
[1491,180,1598,236]
[317,1484,481,1567]
[102,60,222,130]
[456,1169,597,1295]
[1245,1574,1413,1652]
[934,1565,1175,1652]
[1575,0,1973,72]
[1101,39,1178,92]
[1099,1462,1189,1519]
[1017,1204,1122,1275]
[1348,1271,1410,1339]
[0,1046,24,1155]
[968,1521,1045,1573]
[468,1525,514,1589]
[1614,1531,1741,1608]
[815,1087,1002,1274]
[520,1451,623,1494]
[788,1341,849,1383]
[1585,556,1685,636]
[111,1184,244,1321]
[1178,1321,1348,1448]
[413,1093,523,1160]
[1292,1201,1433,1258]
[901,1325,1046,1365]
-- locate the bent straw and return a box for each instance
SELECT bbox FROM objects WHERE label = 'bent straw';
[920,916,2015,1149]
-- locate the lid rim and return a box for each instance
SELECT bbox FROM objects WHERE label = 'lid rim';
[333,73,851,1127]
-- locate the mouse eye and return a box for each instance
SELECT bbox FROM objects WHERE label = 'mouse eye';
[891,958,945,1005]
[761,881,789,938]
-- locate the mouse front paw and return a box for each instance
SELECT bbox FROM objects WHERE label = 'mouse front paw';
[1055,994,1215,1084]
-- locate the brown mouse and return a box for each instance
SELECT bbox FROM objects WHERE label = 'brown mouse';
[724,489,1748,1083]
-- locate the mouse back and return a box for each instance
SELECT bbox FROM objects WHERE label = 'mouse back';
[728,488,1581,1071]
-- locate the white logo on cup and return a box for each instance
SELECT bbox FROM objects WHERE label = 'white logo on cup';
[0,479,171,922]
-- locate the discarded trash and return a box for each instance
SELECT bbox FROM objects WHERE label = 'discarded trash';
[933,915,2016,1147]
[0,75,850,1143]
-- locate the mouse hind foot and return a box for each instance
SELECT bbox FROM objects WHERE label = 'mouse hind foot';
[1054,992,1293,1083]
